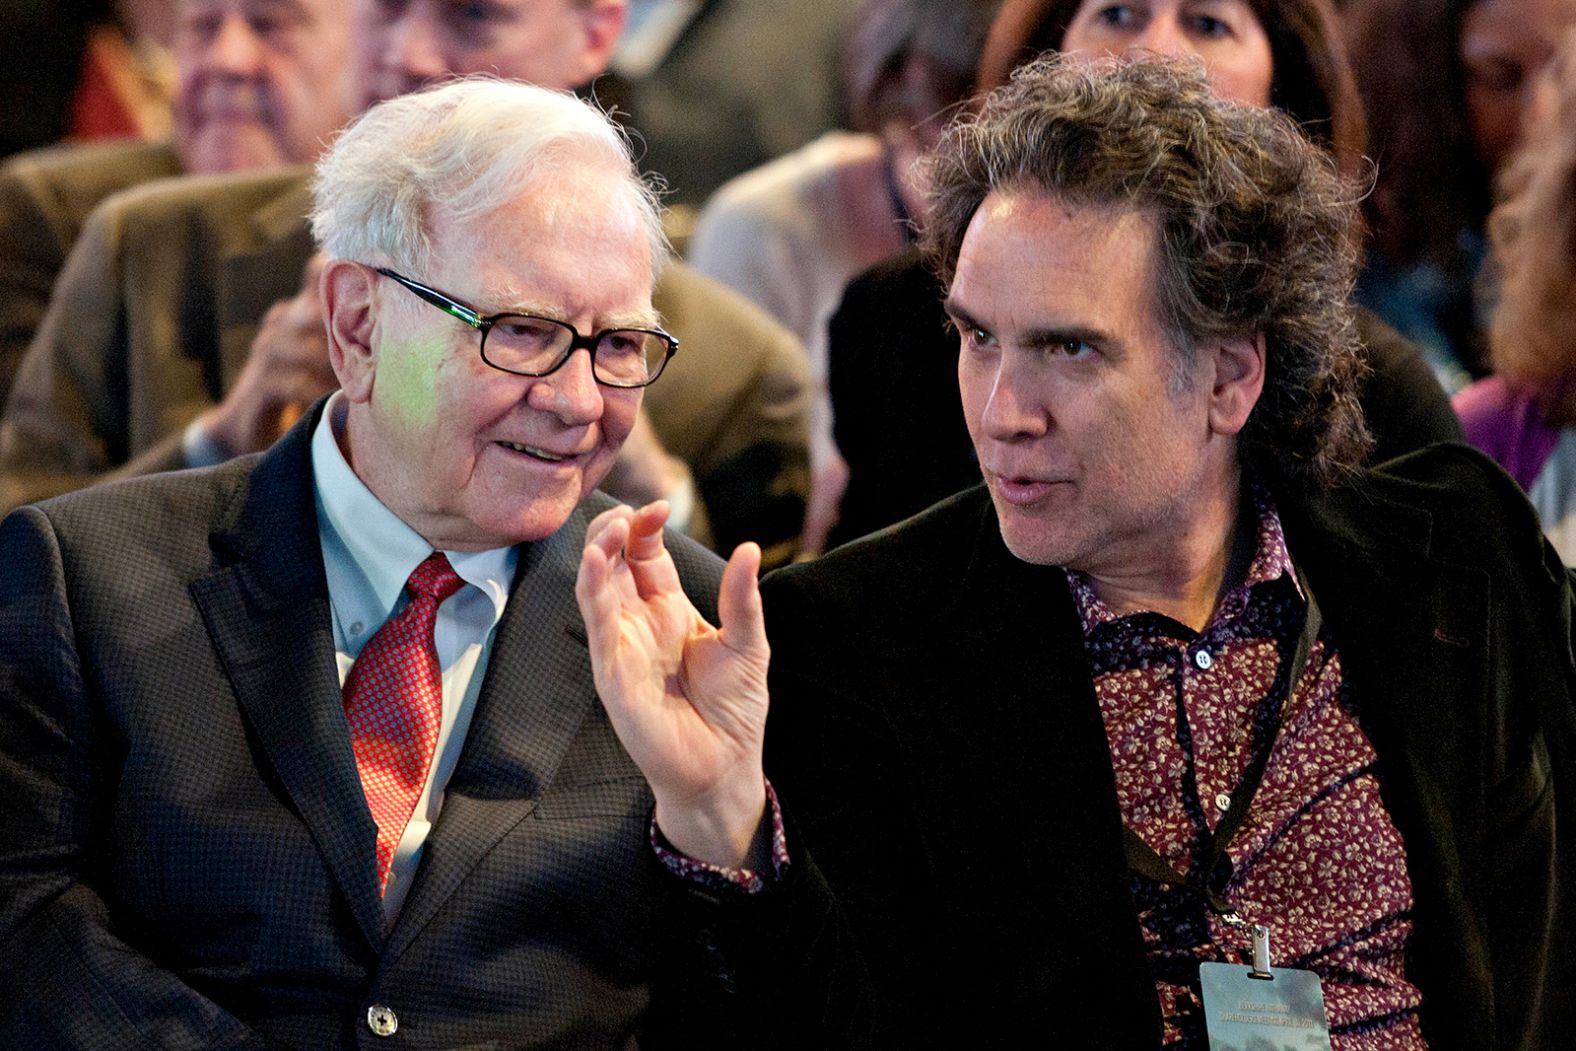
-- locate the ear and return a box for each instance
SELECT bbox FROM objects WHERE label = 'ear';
[570,0,628,86]
[1205,331,1266,437]
[322,259,379,402]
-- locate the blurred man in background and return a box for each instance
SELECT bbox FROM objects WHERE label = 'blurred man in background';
[0,0,356,399]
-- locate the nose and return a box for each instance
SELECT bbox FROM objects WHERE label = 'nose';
[527,347,605,426]
[379,7,450,88]
[978,352,1049,444]
[207,14,268,78]
[1128,14,1192,60]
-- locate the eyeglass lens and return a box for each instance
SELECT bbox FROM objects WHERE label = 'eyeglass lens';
[482,315,668,386]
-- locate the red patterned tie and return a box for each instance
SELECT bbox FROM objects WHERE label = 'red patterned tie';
[342,552,465,893]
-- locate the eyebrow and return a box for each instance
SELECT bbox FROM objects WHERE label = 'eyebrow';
[479,281,663,332]
[943,297,1115,350]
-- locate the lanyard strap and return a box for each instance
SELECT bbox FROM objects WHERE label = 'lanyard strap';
[1119,568,1324,926]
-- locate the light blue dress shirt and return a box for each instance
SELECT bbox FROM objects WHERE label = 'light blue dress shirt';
[310,394,519,924]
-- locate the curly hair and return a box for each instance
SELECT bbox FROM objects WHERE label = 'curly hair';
[1488,28,1576,425]
[920,53,1371,486]
[974,0,1368,175]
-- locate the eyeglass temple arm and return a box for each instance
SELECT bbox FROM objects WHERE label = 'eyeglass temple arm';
[375,267,485,329]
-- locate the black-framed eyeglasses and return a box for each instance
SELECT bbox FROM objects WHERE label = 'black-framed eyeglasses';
[374,267,677,389]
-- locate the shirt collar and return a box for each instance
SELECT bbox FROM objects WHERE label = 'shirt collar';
[310,394,517,623]
[1064,481,1302,637]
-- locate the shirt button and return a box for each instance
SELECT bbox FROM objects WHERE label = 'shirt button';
[1215,793,1232,812]
[366,1004,398,1037]
[350,621,365,637]
[1193,649,1213,670]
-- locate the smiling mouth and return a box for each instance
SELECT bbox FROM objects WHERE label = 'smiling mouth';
[496,441,573,463]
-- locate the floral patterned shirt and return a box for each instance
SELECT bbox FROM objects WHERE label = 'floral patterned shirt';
[1066,491,1427,1049]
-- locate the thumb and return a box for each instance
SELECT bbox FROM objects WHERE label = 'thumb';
[717,542,766,657]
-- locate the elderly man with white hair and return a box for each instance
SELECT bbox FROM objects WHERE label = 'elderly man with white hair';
[0,78,756,1050]
[0,0,811,565]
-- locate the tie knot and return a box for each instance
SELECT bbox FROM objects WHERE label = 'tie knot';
[406,552,464,603]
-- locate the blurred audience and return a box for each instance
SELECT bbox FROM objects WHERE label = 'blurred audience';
[1456,28,1576,562]
[1345,0,1576,391]
[70,0,177,143]
[0,0,811,564]
[0,0,356,401]
[1,0,109,158]
[688,0,999,556]
[597,0,862,207]
[827,0,1461,549]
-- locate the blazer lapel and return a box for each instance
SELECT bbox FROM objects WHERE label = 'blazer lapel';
[215,170,317,391]
[188,409,387,952]
[383,504,602,963]
[1278,471,1494,1043]
[926,497,1160,1029]
[1278,474,1490,837]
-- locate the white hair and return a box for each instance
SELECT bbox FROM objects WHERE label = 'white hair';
[310,76,668,278]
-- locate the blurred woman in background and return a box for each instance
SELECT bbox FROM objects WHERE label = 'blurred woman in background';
[1455,28,1576,562]
[1345,0,1576,390]
[687,0,1001,557]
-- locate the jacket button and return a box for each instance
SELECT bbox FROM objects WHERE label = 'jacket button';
[366,1004,399,1037]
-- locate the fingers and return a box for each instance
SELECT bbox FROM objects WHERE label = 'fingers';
[575,513,631,672]
[578,499,689,606]
[622,501,685,601]
[622,500,671,561]
[585,504,634,561]
[717,542,767,657]
[302,252,328,291]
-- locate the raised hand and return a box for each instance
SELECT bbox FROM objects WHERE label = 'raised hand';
[575,501,770,868]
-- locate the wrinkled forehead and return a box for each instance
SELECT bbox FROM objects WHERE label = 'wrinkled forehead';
[429,147,651,250]
[422,171,659,318]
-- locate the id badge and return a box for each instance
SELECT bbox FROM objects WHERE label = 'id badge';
[1199,961,1331,1050]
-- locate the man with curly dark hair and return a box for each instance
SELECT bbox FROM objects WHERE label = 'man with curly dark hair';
[578,53,1576,1049]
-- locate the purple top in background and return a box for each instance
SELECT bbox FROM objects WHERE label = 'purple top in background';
[1454,376,1562,492]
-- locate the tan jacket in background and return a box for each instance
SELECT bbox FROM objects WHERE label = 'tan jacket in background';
[0,139,181,402]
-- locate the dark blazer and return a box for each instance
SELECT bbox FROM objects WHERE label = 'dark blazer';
[0,405,735,1049]
[596,0,860,205]
[738,445,1575,1048]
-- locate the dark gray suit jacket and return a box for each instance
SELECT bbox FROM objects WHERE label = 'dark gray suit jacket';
[0,406,735,1049]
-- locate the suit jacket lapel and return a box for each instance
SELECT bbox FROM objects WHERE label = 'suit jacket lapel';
[384,502,602,963]
[188,407,388,952]
[216,170,316,391]
[929,496,1160,1029]
[1276,469,1494,1045]
[1278,470,1490,834]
